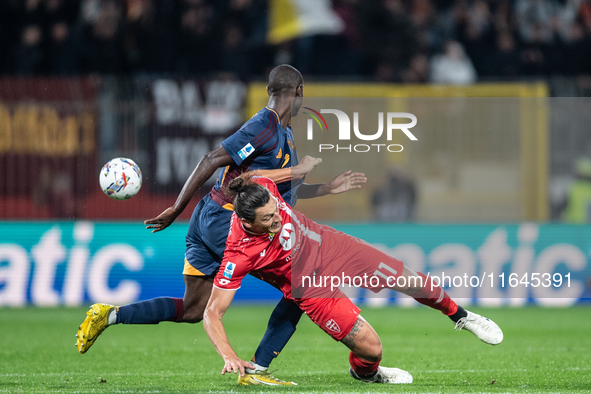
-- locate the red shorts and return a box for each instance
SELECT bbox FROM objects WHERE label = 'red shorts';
[296,296,361,341]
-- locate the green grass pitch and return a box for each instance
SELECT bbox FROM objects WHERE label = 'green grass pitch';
[1,305,590,393]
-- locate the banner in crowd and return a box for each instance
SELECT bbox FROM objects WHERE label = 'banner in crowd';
[0,78,97,197]
[267,0,344,44]
[149,78,246,193]
[0,222,589,307]
[0,78,97,219]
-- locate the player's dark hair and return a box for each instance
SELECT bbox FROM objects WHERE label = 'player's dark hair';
[226,176,271,222]
[268,64,303,96]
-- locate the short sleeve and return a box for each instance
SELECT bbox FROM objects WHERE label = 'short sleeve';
[214,250,251,290]
[221,114,278,166]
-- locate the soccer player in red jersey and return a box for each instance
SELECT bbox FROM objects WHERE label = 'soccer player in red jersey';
[203,175,503,384]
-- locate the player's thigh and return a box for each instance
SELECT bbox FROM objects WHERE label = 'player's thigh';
[340,315,382,362]
[298,296,360,340]
[325,236,405,292]
[182,275,214,323]
[193,197,233,259]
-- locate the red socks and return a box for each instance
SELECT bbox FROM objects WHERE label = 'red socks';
[349,352,380,378]
[412,272,458,316]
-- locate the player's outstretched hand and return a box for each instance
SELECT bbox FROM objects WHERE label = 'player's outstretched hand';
[293,155,322,179]
[326,170,367,194]
[221,356,255,377]
[144,207,179,233]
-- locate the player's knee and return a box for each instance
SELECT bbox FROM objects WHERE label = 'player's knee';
[182,311,203,323]
[367,343,383,362]
[355,343,382,363]
[181,303,205,323]
[353,335,382,362]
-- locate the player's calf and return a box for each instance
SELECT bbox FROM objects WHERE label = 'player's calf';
[341,317,395,383]
[340,316,382,362]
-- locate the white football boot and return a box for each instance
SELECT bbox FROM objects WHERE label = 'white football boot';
[454,310,503,345]
[350,366,413,384]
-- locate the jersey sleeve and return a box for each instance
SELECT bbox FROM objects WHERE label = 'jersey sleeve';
[213,249,252,291]
[221,114,278,166]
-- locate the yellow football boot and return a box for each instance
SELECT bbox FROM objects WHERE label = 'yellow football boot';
[237,370,297,386]
[76,303,114,354]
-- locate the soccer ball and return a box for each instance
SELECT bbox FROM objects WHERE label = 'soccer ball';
[99,158,142,200]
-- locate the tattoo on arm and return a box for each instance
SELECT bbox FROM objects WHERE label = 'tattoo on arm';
[341,317,364,350]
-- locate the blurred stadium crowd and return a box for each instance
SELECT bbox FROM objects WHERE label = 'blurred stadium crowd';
[1,0,591,82]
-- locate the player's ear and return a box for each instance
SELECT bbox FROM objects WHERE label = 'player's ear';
[295,84,303,97]
[240,217,253,229]
[266,85,271,96]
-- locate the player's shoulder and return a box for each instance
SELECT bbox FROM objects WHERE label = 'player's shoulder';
[239,107,279,133]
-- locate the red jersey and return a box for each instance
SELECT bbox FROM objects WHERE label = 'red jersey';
[214,176,405,340]
[214,176,404,302]
[214,176,323,299]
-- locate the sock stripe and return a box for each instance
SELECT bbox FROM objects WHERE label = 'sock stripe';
[172,298,184,322]
[154,297,166,318]
[436,287,444,304]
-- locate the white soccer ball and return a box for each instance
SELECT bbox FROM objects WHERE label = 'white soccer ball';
[99,158,142,200]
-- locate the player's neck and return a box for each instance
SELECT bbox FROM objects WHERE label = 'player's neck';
[267,96,292,127]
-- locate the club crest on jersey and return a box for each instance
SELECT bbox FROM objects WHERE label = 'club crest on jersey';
[325,319,341,333]
[279,223,294,251]
[237,143,254,160]
[223,262,235,279]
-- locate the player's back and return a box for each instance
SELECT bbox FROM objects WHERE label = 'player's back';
[186,107,301,252]
[210,107,302,209]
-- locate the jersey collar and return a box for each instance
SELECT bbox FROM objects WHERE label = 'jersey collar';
[266,106,282,127]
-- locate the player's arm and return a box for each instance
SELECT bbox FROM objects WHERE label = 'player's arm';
[144,145,234,232]
[203,287,254,377]
[297,170,367,199]
[253,155,323,183]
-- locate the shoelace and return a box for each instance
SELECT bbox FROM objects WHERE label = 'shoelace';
[454,317,468,331]
[455,316,494,332]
